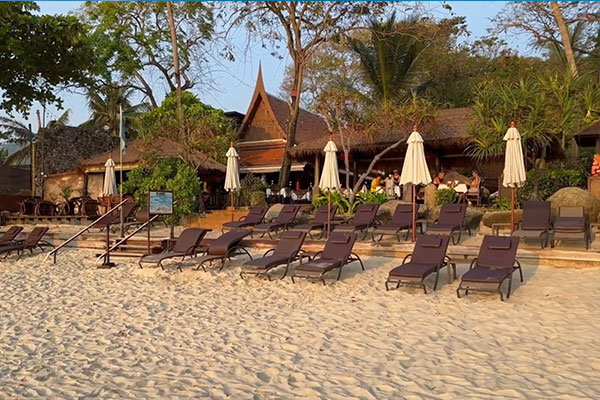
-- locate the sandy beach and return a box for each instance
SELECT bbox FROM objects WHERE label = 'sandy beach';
[0,249,599,399]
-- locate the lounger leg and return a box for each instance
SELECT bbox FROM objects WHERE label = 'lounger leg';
[336,266,343,281]
[433,270,440,291]
[516,260,523,282]
[291,275,296,283]
[159,261,164,271]
[422,282,428,294]
[351,252,364,271]
[457,287,462,298]
[507,274,513,300]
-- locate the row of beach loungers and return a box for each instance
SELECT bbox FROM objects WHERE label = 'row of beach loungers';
[0,226,54,260]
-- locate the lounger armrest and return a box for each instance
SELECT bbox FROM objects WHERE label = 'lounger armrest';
[401,254,412,265]
[184,245,197,256]
[287,250,301,264]
[263,248,275,257]
[310,250,323,261]
[238,216,248,221]
[468,258,478,270]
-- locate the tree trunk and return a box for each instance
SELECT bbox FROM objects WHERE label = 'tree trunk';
[551,1,578,77]
[279,60,303,187]
[166,1,184,134]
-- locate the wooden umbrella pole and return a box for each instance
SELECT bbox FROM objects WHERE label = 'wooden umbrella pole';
[412,184,417,242]
[230,191,234,222]
[327,190,331,238]
[511,187,516,233]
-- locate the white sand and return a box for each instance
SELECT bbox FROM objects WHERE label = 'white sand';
[0,250,599,399]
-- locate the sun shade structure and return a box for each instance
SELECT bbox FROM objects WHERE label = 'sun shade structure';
[319,136,341,237]
[400,126,432,241]
[225,142,242,222]
[502,121,527,233]
[102,157,118,196]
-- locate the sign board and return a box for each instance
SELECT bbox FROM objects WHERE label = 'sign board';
[148,190,174,215]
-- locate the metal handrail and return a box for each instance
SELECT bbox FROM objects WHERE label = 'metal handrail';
[95,214,162,262]
[44,199,130,263]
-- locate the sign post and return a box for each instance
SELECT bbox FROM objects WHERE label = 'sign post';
[148,190,174,255]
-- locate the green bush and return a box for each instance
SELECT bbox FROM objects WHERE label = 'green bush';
[352,191,389,213]
[239,173,266,206]
[121,158,201,222]
[518,168,586,202]
[436,188,457,205]
[313,190,352,215]
[489,196,511,211]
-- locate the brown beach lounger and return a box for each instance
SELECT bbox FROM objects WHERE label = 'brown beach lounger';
[335,204,379,240]
[291,231,363,285]
[252,204,301,238]
[95,202,138,232]
[385,234,453,293]
[457,235,523,301]
[0,227,53,260]
[511,201,551,248]
[0,226,23,246]
[372,204,414,242]
[552,206,590,249]
[123,206,163,233]
[222,205,269,232]
[293,205,338,239]
[426,203,470,245]
[138,228,210,271]
[194,229,252,272]
[240,230,308,280]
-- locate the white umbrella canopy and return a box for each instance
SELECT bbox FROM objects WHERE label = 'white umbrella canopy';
[400,126,432,241]
[502,122,527,188]
[502,121,526,232]
[224,145,241,192]
[319,139,341,191]
[102,157,118,196]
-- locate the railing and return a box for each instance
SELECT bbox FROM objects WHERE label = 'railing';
[44,199,129,263]
[94,213,163,263]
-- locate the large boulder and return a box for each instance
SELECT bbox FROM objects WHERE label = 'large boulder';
[265,203,284,220]
[423,184,437,210]
[548,187,600,222]
[482,210,523,228]
[377,200,424,223]
[444,171,470,185]
[430,205,484,230]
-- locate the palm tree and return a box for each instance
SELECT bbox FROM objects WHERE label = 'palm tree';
[349,13,429,105]
[85,85,148,137]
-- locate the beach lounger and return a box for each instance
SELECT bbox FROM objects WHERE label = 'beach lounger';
[385,234,453,293]
[0,227,53,260]
[95,202,138,232]
[457,235,523,301]
[372,204,413,242]
[251,204,301,238]
[551,206,590,249]
[0,226,23,246]
[138,228,210,271]
[123,207,159,233]
[194,229,252,272]
[511,201,551,248]
[426,203,470,245]
[222,205,269,232]
[335,204,379,239]
[291,232,363,285]
[240,230,308,280]
[292,205,338,239]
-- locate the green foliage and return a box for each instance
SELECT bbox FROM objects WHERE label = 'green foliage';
[139,91,234,164]
[238,173,266,207]
[517,168,586,202]
[436,189,458,205]
[352,191,389,212]
[121,158,201,222]
[60,186,73,201]
[489,196,511,211]
[0,2,98,113]
[0,148,8,165]
[314,191,352,215]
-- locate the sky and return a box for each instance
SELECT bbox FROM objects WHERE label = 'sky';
[5,1,531,132]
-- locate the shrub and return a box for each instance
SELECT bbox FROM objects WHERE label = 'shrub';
[313,190,352,215]
[352,191,389,213]
[436,188,457,205]
[121,158,201,222]
[518,168,586,202]
[239,173,266,206]
[489,196,511,211]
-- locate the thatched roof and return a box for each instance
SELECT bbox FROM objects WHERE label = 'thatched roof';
[79,138,226,173]
[289,107,475,159]
[574,120,600,147]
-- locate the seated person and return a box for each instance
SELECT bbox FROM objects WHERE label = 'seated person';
[433,171,446,187]
[467,169,481,194]
[370,174,385,193]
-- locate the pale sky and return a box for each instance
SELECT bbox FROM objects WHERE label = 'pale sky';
[5,1,531,131]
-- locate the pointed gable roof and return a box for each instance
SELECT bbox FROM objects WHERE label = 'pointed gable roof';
[239,65,329,144]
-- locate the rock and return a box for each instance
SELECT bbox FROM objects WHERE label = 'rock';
[430,205,484,230]
[548,187,600,222]
[444,171,471,185]
[377,200,424,223]
[265,203,284,220]
[481,210,523,228]
[423,184,437,210]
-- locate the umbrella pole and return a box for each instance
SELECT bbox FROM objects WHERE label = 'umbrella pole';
[511,187,516,233]
[412,184,417,242]
[327,190,331,238]
[230,191,234,222]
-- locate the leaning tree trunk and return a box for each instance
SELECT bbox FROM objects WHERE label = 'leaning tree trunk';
[166,1,184,135]
[279,61,304,187]
[551,1,578,77]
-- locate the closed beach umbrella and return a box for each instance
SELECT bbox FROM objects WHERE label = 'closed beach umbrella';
[225,142,241,221]
[102,156,118,196]
[319,135,341,237]
[502,121,526,233]
[400,125,432,241]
